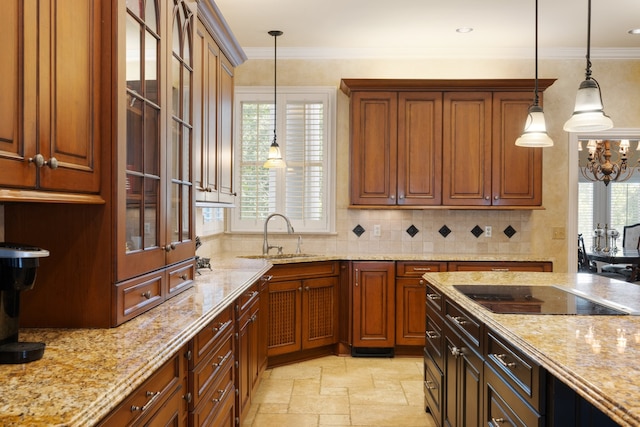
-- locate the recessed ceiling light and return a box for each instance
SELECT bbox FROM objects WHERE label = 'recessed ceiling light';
[628,28,640,35]
[456,27,474,34]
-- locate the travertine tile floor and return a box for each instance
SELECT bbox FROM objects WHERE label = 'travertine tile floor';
[242,355,437,427]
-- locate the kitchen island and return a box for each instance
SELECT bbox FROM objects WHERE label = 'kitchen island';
[423,271,640,426]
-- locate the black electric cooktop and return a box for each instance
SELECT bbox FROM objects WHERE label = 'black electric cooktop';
[453,285,635,315]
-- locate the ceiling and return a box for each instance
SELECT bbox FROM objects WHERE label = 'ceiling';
[213,0,640,59]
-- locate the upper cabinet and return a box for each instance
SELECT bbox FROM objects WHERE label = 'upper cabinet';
[193,20,237,205]
[0,0,102,203]
[4,0,246,328]
[341,79,555,209]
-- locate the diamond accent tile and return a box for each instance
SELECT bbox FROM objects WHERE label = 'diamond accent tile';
[439,225,451,238]
[406,225,419,238]
[471,225,484,238]
[352,224,365,237]
[504,225,517,238]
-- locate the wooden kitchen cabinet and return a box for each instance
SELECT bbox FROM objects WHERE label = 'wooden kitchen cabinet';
[443,91,544,206]
[395,261,447,347]
[4,0,245,328]
[235,281,261,425]
[193,18,236,205]
[352,261,395,349]
[267,262,340,362]
[341,79,555,209]
[348,91,442,206]
[0,0,102,202]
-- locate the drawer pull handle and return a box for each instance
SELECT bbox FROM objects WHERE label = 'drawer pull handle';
[451,316,467,325]
[131,391,161,412]
[180,274,188,280]
[424,380,436,390]
[141,291,152,299]
[494,353,517,369]
[491,268,510,272]
[262,275,273,282]
[426,293,441,300]
[414,267,432,271]
[490,418,506,426]
[212,388,226,403]
[212,320,230,333]
[213,354,229,368]
[450,346,462,357]
[426,330,440,339]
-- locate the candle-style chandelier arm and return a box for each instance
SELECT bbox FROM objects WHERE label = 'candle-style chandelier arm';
[580,140,638,185]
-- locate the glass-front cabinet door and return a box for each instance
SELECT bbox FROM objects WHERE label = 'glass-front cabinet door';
[166,0,195,265]
[120,0,165,280]
[119,0,194,281]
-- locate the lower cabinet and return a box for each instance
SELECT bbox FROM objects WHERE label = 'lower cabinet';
[97,346,189,427]
[267,262,340,359]
[396,261,447,346]
[235,279,266,425]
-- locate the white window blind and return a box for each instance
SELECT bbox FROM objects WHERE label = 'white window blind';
[231,87,335,233]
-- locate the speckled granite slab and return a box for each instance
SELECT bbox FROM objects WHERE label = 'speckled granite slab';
[423,271,640,427]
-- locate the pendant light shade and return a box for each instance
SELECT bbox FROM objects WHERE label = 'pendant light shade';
[563,0,613,132]
[263,30,286,169]
[515,105,554,147]
[516,0,553,147]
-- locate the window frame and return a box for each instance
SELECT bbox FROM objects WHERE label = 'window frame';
[230,86,336,234]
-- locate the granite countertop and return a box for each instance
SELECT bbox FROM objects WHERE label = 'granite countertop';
[0,257,271,427]
[423,271,640,427]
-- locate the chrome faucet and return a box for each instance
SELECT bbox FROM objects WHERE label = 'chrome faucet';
[263,213,295,255]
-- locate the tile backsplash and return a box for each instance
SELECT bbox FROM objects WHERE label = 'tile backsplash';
[197,207,532,258]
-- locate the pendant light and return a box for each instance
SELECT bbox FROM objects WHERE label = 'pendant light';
[563,0,613,132]
[515,0,553,147]
[263,30,286,168]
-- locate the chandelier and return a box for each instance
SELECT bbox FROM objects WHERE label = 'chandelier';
[579,139,638,185]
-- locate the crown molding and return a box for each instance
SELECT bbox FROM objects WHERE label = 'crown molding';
[241,46,640,61]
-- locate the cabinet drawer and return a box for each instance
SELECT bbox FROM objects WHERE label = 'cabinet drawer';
[425,311,444,371]
[115,270,164,325]
[425,282,444,314]
[98,352,183,426]
[485,363,542,427]
[424,350,443,427]
[444,299,482,350]
[396,261,447,276]
[167,260,195,296]
[191,333,234,409]
[191,306,234,368]
[447,261,552,272]
[191,363,235,427]
[486,330,544,410]
[269,261,339,281]
[236,282,259,315]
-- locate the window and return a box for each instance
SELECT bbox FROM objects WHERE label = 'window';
[230,87,335,233]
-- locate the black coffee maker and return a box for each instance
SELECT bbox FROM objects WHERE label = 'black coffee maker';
[0,243,49,364]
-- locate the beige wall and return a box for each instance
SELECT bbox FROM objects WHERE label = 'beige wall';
[198,56,640,273]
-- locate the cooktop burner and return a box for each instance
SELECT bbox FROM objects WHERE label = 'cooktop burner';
[453,285,635,315]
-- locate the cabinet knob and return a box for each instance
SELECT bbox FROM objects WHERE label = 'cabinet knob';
[424,380,436,390]
[493,353,517,369]
[28,154,45,168]
[45,157,59,169]
[494,195,499,200]
[141,291,152,299]
[450,346,462,357]
[426,293,441,301]
[164,243,176,252]
[180,274,188,280]
[490,418,506,426]
[485,195,490,200]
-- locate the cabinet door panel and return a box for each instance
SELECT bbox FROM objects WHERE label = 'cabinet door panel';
[442,92,492,206]
[267,280,302,356]
[352,262,395,347]
[397,92,443,205]
[302,276,338,349]
[350,92,397,205]
[396,277,427,346]
[492,92,542,206]
[39,0,100,193]
[218,54,235,203]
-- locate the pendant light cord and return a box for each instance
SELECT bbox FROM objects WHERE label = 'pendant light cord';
[534,0,540,106]
[268,30,283,144]
[585,0,592,80]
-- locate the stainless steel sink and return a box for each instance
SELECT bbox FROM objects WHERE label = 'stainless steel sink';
[240,253,317,260]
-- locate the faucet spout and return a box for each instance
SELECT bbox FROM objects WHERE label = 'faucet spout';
[263,213,295,255]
